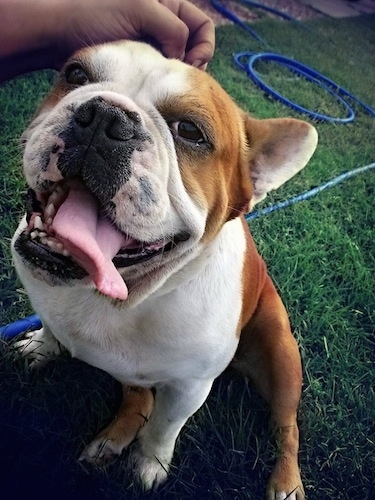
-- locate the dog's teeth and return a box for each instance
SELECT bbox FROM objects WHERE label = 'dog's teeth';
[45,203,56,221]
[48,191,61,205]
[56,242,64,252]
[34,215,44,231]
[48,184,67,206]
[29,226,70,257]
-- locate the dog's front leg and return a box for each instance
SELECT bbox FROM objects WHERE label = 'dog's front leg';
[132,378,214,490]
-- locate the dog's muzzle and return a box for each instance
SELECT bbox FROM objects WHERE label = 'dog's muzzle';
[58,96,152,203]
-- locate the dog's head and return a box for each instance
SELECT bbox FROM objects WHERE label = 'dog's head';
[13,41,317,302]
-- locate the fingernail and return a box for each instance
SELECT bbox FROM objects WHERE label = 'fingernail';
[192,60,208,70]
[191,59,204,68]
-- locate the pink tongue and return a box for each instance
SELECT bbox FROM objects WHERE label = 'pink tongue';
[52,183,129,300]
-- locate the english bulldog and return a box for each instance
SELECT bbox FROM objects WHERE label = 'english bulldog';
[12,41,317,499]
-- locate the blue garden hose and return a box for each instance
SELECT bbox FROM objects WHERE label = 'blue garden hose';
[0,313,42,340]
[234,52,354,124]
[246,161,375,221]
[211,0,375,122]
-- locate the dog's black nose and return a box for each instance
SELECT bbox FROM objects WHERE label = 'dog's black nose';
[73,96,140,145]
[57,96,152,203]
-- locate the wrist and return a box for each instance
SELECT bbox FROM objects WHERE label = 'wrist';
[0,0,71,69]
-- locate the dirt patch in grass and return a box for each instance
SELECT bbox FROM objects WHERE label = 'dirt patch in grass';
[190,0,322,25]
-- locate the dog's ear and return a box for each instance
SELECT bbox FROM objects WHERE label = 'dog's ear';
[243,115,318,208]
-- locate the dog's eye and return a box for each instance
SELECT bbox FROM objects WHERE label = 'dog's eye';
[169,121,206,146]
[64,64,89,86]
[177,121,205,143]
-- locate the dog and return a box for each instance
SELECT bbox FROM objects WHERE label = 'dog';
[11,41,317,499]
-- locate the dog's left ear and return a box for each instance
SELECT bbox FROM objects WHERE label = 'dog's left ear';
[243,115,318,208]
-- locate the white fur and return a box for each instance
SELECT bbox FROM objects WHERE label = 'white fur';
[13,217,245,383]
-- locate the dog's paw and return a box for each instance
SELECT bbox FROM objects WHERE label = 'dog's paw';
[13,327,63,369]
[79,436,124,468]
[132,449,170,491]
[267,487,304,500]
[79,398,150,468]
[266,457,305,500]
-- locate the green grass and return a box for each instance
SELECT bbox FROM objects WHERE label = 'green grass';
[1,15,374,500]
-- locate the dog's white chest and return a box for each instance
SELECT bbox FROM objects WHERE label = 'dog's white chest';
[16,218,246,386]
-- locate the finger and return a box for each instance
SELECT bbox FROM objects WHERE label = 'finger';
[184,27,215,70]
[174,1,215,68]
[139,2,190,60]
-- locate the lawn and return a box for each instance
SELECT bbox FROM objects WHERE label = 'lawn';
[0,14,374,500]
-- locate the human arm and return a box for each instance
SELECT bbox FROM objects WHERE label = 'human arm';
[0,0,215,82]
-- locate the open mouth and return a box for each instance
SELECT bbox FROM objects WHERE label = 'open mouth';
[15,180,189,300]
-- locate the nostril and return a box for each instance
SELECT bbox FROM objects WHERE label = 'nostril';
[74,101,97,127]
[73,97,141,143]
[106,117,134,141]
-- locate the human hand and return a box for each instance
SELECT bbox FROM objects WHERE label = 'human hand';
[60,0,215,70]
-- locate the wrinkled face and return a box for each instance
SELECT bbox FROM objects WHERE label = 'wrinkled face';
[14,41,252,301]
